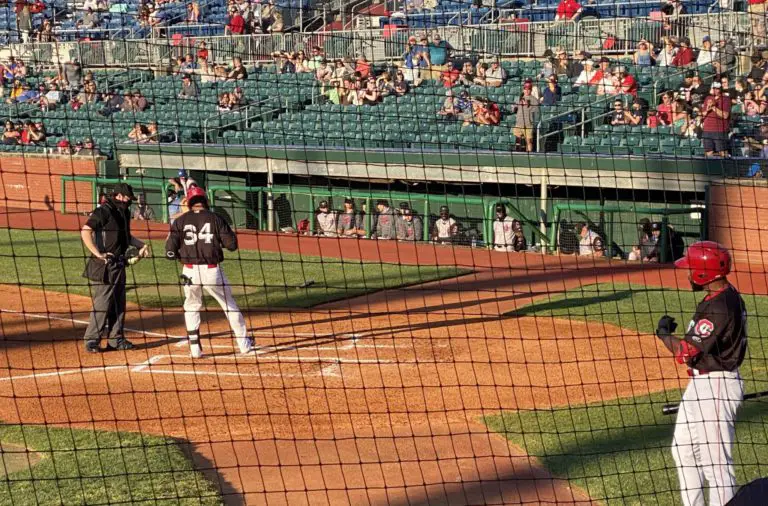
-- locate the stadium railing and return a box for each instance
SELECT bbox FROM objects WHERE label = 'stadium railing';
[6,11,750,67]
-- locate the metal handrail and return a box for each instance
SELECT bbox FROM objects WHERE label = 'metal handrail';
[534,95,613,152]
[202,98,272,144]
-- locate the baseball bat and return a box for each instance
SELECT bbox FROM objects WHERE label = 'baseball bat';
[662,390,768,415]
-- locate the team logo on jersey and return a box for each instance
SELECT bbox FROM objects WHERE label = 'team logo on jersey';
[694,319,714,338]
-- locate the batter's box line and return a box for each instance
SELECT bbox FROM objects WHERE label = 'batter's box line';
[0,309,186,340]
[136,354,337,378]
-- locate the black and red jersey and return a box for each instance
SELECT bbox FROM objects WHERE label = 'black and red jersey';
[684,284,747,372]
[165,209,237,265]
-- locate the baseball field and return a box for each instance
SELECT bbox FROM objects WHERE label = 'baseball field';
[1,210,767,505]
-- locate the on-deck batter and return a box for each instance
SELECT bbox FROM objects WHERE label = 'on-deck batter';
[165,186,255,358]
[656,241,747,506]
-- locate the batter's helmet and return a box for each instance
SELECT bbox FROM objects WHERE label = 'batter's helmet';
[186,186,208,208]
[675,240,731,286]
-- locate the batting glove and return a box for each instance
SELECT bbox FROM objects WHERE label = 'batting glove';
[656,315,677,338]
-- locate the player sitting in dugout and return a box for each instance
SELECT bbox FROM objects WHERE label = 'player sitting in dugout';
[396,207,423,241]
[431,205,459,244]
[314,200,337,237]
[492,204,527,252]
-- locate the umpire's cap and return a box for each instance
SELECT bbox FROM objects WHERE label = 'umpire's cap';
[112,183,137,200]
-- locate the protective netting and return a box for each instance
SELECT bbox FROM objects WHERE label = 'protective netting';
[0,2,767,504]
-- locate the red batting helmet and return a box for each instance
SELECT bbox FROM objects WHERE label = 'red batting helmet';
[186,186,208,208]
[675,240,731,286]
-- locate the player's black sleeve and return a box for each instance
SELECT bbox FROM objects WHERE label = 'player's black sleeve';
[217,215,238,251]
[165,220,182,260]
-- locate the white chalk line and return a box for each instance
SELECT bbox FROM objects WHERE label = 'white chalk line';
[0,309,186,339]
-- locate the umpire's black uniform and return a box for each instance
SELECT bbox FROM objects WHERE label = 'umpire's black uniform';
[82,183,137,352]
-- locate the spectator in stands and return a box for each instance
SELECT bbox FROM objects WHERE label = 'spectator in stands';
[670,99,691,135]
[196,41,209,61]
[15,0,32,43]
[553,48,570,76]
[361,79,380,105]
[128,123,150,143]
[617,66,638,96]
[355,54,371,79]
[568,50,588,79]
[308,46,325,71]
[719,75,736,100]
[541,76,561,106]
[196,58,216,84]
[178,74,199,100]
[555,0,582,22]
[231,87,247,106]
[687,74,708,107]
[661,0,686,37]
[393,71,409,96]
[272,51,295,74]
[657,91,674,124]
[513,81,539,152]
[403,36,429,87]
[315,60,333,83]
[438,89,458,119]
[324,79,343,104]
[455,89,472,121]
[132,194,156,221]
[431,206,458,243]
[63,60,83,91]
[41,83,61,111]
[218,92,233,111]
[749,0,766,45]
[483,60,507,88]
[77,81,100,105]
[268,5,284,33]
[36,18,54,42]
[56,139,71,155]
[372,200,395,240]
[78,8,100,29]
[457,61,475,86]
[748,50,768,81]
[697,36,716,67]
[77,138,101,157]
[439,61,460,88]
[187,2,200,22]
[179,54,197,74]
[468,98,500,126]
[647,109,660,127]
[294,51,311,73]
[596,66,617,96]
[226,6,245,35]
[132,90,149,112]
[577,222,604,257]
[227,57,248,80]
[713,38,736,75]
[2,121,19,145]
[314,201,337,237]
[20,121,43,145]
[633,39,654,67]
[610,100,629,126]
[574,59,596,89]
[11,83,38,104]
[589,56,611,87]
[628,98,648,125]
[397,208,422,241]
[657,37,677,67]
[672,37,694,67]
[701,82,732,157]
[428,32,453,77]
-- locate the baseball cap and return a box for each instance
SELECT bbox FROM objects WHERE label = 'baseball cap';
[318,200,329,209]
[599,56,610,63]
[376,199,389,207]
[495,203,506,213]
[703,35,711,43]
[402,208,412,216]
[685,70,695,79]
[344,198,354,205]
[651,222,662,231]
[178,169,188,178]
[583,59,594,66]
[57,139,70,148]
[84,137,93,144]
[112,183,137,200]
[439,205,449,214]
[712,82,722,89]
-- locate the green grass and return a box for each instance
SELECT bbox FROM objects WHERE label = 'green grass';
[485,393,768,506]
[0,424,222,505]
[487,283,768,505]
[0,229,464,309]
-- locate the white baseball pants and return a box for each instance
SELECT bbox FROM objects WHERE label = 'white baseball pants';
[672,370,743,506]
[182,264,249,347]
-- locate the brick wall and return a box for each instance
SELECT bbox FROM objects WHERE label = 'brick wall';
[0,154,100,213]
[709,180,768,267]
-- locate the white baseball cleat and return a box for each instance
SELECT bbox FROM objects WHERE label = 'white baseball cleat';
[190,343,203,359]
[238,337,257,355]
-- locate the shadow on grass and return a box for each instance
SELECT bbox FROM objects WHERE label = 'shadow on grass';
[505,289,636,318]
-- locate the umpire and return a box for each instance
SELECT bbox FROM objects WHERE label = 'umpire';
[81,183,149,353]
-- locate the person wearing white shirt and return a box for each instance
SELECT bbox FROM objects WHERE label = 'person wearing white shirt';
[492,204,516,252]
[578,222,605,257]
[574,59,596,88]
[696,36,716,66]
[431,206,458,243]
[657,38,677,67]
[315,201,337,236]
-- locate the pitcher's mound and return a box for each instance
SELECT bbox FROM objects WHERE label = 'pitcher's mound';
[0,442,42,476]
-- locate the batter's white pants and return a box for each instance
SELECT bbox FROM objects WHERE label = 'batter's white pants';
[182,264,249,349]
[672,370,743,506]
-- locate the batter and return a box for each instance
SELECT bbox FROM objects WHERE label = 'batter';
[656,241,747,506]
[165,186,255,358]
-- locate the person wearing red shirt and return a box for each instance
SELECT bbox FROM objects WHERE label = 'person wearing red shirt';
[672,38,694,66]
[226,9,245,35]
[657,92,674,124]
[701,82,732,157]
[556,0,582,21]
[355,55,372,79]
[440,64,461,88]
[618,67,638,96]
[197,41,209,61]
[589,57,611,85]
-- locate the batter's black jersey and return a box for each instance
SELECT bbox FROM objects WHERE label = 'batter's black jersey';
[165,209,237,265]
[684,284,748,372]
